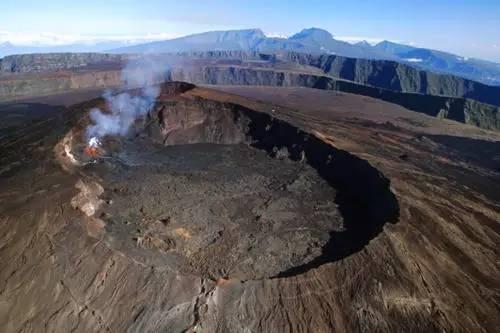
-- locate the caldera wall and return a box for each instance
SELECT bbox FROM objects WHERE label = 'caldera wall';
[171,66,500,130]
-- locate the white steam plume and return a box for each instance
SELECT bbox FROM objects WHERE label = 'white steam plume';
[86,57,169,141]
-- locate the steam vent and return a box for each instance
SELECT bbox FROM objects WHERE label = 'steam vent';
[1,80,499,332]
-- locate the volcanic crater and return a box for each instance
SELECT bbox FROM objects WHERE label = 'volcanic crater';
[3,78,498,332]
[61,82,399,281]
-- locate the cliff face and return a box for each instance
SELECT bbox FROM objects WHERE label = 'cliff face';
[2,51,500,106]
[157,51,500,107]
[172,66,500,130]
[274,53,500,107]
[162,51,500,107]
[464,99,500,129]
[0,70,123,100]
[0,53,126,73]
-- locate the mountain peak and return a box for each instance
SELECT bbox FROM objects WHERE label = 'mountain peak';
[356,40,371,47]
[196,28,265,39]
[375,40,396,47]
[233,28,266,36]
[290,28,333,41]
[374,40,416,55]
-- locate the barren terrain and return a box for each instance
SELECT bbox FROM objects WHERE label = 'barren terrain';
[0,81,499,332]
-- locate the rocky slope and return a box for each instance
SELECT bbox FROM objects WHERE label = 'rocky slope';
[0,82,499,332]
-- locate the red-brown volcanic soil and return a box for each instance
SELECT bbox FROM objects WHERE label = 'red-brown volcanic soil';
[0,83,499,332]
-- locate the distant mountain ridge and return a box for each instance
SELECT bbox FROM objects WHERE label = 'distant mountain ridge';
[2,50,500,109]
[0,40,151,59]
[112,28,390,60]
[372,40,500,86]
[112,28,500,86]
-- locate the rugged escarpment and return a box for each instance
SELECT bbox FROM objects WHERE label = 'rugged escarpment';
[1,64,499,130]
[160,50,500,106]
[0,53,127,73]
[172,66,500,130]
[2,51,500,106]
[279,52,500,106]
[0,70,123,100]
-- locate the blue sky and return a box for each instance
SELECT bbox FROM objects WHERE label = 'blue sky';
[1,0,499,61]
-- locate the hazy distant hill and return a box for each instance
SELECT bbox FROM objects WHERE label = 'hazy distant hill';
[0,41,142,58]
[373,41,500,86]
[112,28,500,86]
[1,28,498,86]
[112,29,269,54]
[286,28,390,59]
[112,28,387,59]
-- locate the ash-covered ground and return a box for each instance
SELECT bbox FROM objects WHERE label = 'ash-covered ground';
[85,140,340,280]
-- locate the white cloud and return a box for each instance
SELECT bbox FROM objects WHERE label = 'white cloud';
[335,36,418,47]
[264,32,288,39]
[334,36,384,45]
[404,58,423,63]
[0,31,179,46]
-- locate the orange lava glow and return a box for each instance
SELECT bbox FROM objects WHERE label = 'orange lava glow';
[84,146,100,158]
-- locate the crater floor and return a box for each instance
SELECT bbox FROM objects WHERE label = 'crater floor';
[91,141,341,280]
